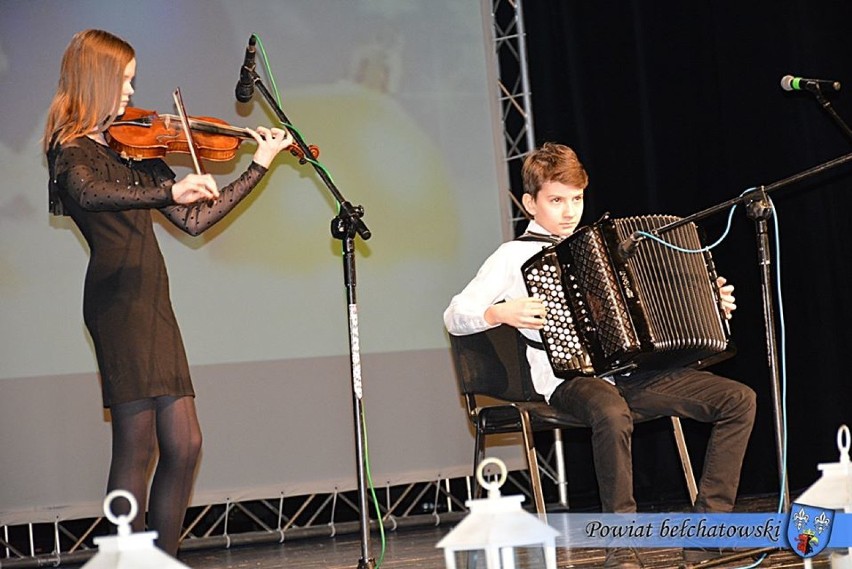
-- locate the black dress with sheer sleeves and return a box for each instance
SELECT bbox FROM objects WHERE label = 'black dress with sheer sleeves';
[48,135,267,407]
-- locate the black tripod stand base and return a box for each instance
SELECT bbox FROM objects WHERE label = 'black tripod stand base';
[357,558,376,569]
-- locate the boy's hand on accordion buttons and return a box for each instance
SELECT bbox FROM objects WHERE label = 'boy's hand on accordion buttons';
[717,276,736,320]
[486,297,547,330]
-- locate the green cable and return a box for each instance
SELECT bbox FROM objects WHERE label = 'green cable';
[362,403,387,567]
[254,35,336,184]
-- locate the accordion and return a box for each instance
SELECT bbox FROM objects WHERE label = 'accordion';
[521,215,732,378]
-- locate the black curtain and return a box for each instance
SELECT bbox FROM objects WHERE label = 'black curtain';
[521,0,852,507]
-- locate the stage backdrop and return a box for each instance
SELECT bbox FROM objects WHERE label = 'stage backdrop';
[0,0,522,525]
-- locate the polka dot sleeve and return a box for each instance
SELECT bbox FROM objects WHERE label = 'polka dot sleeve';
[159,161,268,236]
[52,143,174,211]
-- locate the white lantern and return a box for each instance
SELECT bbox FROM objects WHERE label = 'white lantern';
[81,490,191,569]
[436,457,559,569]
[795,425,851,569]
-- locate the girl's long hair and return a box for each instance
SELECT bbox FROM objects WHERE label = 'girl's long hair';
[43,29,134,153]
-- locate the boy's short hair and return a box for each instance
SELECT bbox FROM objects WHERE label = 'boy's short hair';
[522,143,589,198]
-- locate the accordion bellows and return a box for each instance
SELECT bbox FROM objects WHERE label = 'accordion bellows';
[522,215,731,378]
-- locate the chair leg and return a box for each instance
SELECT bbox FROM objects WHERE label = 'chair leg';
[472,421,486,500]
[670,416,698,506]
[552,429,569,509]
[518,408,547,514]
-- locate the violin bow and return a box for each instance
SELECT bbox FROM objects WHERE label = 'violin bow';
[172,87,206,175]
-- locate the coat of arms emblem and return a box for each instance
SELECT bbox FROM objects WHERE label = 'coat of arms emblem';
[786,502,835,558]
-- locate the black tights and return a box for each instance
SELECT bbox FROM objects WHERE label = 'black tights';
[107,396,202,557]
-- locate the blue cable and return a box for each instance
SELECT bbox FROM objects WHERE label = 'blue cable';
[770,195,789,516]
[632,196,740,254]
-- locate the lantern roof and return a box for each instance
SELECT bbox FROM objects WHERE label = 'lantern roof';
[437,494,559,549]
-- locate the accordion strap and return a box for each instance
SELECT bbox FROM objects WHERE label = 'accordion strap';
[515,231,560,244]
[520,334,545,351]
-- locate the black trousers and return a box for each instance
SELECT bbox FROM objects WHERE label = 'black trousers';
[549,368,756,513]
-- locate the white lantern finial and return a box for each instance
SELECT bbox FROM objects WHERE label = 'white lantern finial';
[836,425,849,465]
[104,490,137,537]
[477,457,509,499]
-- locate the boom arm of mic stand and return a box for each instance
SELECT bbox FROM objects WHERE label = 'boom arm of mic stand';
[648,150,852,238]
[248,70,372,241]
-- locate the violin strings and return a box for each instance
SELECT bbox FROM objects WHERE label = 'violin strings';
[143,113,252,138]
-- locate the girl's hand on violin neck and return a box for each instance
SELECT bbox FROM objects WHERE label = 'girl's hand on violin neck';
[172,173,220,205]
[249,126,293,169]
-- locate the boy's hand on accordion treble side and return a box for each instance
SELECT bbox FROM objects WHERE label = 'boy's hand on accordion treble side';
[485,297,547,330]
[716,276,736,320]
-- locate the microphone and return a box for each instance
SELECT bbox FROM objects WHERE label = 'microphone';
[615,231,644,263]
[235,35,257,103]
[780,75,841,93]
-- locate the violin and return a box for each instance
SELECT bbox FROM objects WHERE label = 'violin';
[107,106,319,164]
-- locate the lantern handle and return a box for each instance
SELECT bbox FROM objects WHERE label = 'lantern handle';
[103,489,138,536]
[838,424,850,464]
[477,457,508,497]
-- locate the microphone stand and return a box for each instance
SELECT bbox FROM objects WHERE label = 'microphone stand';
[648,156,852,569]
[811,88,852,143]
[651,102,852,508]
[644,150,852,522]
[245,69,376,569]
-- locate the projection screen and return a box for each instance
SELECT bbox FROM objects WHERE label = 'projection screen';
[0,0,521,525]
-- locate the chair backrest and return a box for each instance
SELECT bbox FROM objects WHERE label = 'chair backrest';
[449,325,544,403]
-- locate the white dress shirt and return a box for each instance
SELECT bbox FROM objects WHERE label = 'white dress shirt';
[443,221,564,401]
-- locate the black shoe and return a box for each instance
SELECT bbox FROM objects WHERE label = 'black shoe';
[604,547,642,569]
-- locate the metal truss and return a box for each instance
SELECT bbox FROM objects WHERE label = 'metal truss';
[485,0,572,510]
[487,0,536,233]
[0,470,560,568]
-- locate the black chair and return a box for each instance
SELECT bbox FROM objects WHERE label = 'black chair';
[449,324,698,514]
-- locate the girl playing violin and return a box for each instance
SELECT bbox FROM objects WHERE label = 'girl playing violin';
[43,29,291,557]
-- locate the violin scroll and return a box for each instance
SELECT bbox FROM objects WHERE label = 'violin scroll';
[290,144,320,164]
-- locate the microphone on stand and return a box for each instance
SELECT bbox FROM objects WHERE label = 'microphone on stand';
[235,35,258,103]
[780,75,841,94]
[781,74,852,142]
[615,231,644,263]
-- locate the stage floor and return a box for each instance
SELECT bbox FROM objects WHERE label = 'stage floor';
[56,495,835,569]
[175,525,828,569]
